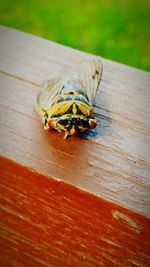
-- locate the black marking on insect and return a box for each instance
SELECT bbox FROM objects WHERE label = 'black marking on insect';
[92,69,99,80]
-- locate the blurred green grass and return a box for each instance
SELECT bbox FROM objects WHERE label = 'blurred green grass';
[0,0,150,71]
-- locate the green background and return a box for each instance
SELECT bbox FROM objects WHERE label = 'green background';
[0,0,150,71]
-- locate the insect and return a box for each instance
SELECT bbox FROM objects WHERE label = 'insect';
[35,58,102,139]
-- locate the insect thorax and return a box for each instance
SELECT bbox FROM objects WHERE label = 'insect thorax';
[44,83,96,136]
[49,83,93,119]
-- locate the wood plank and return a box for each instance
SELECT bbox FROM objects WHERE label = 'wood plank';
[0,25,150,266]
[1,156,150,267]
[0,26,150,216]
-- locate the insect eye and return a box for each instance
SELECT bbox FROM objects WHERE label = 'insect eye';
[89,119,96,129]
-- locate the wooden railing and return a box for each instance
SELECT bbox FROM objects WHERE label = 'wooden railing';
[0,25,150,267]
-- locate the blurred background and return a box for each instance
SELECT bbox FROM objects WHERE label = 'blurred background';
[0,0,149,71]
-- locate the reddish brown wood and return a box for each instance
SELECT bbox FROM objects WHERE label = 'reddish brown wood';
[0,26,150,266]
[1,156,150,267]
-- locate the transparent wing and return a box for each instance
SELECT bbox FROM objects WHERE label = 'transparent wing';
[78,58,103,105]
[35,72,71,117]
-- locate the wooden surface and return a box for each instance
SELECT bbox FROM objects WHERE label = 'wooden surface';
[1,156,150,267]
[0,25,150,266]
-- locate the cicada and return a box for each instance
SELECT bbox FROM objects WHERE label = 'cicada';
[35,58,102,139]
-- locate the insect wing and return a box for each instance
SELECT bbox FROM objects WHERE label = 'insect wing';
[35,73,68,117]
[78,58,103,105]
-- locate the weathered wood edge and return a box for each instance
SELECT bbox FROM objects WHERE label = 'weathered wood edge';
[1,155,150,267]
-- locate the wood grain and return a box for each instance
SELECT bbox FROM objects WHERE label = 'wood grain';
[1,156,150,267]
[0,25,150,266]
